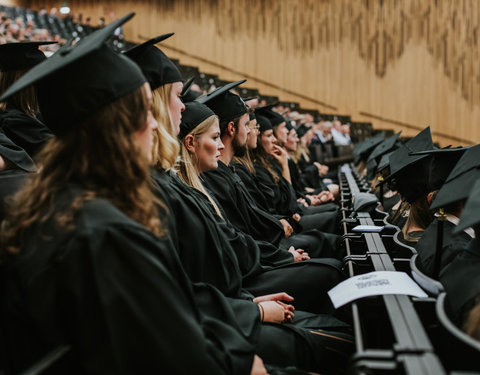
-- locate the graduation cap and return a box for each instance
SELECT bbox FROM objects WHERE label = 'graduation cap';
[367,131,401,163]
[0,13,145,137]
[365,131,400,180]
[0,41,57,72]
[296,124,310,139]
[197,80,248,124]
[377,151,394,175]
[178,101,216,140]
[353,133,385,164]
[454,178,480,234]
[431,144,480,210]
[255,114,272,133]
[255,105,285,126]
[366,158,378,181]
[409,146,469,192]
[387,127,433,178]
[181,76,202,103]
[123,33,183,91]
[384,127,434,203]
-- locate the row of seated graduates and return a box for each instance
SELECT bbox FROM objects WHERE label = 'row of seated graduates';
[345,126,480,374]
[1,11,380,373]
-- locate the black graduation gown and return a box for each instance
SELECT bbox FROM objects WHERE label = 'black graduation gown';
[253,161,339,235]
[202,161,338,257]
[0,108,52,157]
[0,129,35,172]
[415,219,472,278]
[440,239,480,326]
[150,170,354,372]
[1,186,254,375]
[232,162,271,212]
[151,169,345,314]
[202,161,285,245]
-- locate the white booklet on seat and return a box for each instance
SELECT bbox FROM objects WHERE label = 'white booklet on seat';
[328,271,428,309]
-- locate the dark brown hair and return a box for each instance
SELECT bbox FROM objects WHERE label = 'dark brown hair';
[0,69,39,116]
[1,84,165,257]
[251,129,280,184]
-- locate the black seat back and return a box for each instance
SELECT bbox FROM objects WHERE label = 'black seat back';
[436,293,480,372]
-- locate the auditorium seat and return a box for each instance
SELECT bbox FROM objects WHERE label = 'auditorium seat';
[435,293,480,373]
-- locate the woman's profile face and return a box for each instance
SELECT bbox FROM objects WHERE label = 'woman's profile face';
[274,122,288,145]
[169,81,185,135]
[247,119,258,149]
[260,129,276,155]
[193,118,224,173]
[285,129,298,152]
[135,83,158,163]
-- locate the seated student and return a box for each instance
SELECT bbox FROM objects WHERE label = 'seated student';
[284,124,335,200]
[258,107,339,208]
[370,151,401,214]
[0,41,54,158]
[293,123,337,195]
[248,111,339,236]
[0,17,265,375]
[175,100,348,313]
[413,146,472,278]
[126,35,354,373]
[199,82,340,258]
[440,178,480,337]
[383,127,435,245]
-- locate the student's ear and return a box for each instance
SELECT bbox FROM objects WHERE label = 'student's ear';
[184,135,196,153]
[227,121,235,137]
[427,192,434,206]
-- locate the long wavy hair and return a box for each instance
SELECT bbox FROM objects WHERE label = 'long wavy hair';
[0,69,39,116]
[251,130,280,184]
[151,83,180,169]
[1,84,165,257]
[177,115,222,217]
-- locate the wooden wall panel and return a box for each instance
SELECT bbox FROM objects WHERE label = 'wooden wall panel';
[24,0,480,146]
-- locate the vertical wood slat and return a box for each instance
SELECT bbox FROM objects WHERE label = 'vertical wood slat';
[18,0,480,146]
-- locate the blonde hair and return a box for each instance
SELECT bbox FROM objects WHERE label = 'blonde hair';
[151,83,180,169]
[177,115,222,217]
[291,144,310,165]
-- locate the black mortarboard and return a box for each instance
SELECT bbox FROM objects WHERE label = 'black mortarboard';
[366,158,378,180]
[431,144,480,210]
[255,105,285,126]
[181,76,202,103]
[197,80,248,124]
[124,33,182,91]
[387,127,434,178]
[367,131,401,163]
[255,114,272,133]
[296,124,309,139]
[377,151,394,174]
[178,101,216,139]
[384,127,434,203]
[353,133,385,164]
[454,178,480,233]
[0,13,146,137]
[409,147,469,192]
[0,41,57,71]
[285,119,293,131]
